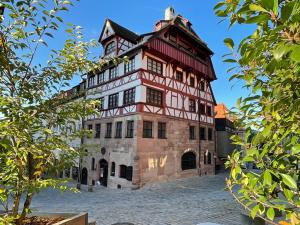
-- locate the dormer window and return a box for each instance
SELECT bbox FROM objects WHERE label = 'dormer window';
[105,41,116,55]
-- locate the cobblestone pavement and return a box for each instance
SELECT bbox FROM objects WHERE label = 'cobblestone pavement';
[30,173,244,225]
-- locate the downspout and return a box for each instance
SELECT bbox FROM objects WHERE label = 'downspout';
[198,73,202,176]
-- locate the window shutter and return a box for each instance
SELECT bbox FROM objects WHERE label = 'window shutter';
[126,166,133,181]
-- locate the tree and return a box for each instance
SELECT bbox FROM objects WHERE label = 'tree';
[0,0,104,224]
[214,0,300,224]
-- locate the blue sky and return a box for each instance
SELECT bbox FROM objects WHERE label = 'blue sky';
[40,0,254,109]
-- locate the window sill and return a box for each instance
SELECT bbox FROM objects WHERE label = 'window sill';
[142,136,153,139]
[105,136,112,139]
[125,136,134,138]
[158,137,167,139]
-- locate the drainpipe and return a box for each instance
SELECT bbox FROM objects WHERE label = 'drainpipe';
[197,73,202,176]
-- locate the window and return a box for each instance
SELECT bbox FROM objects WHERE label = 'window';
[97,72,105,84]
[119,165,127,179]
[208,128,213,141]
[108,93,119,108]
[207,105,212,116]
[95,123,101,138]
[147,57,162,74]
[126,120,134,138]
[189,99,196,112]
[204,151,212,164]
[124,57,135,73]
[105,123,112,138]
[181,152,196,170]
[143,121,153,138]
[119,165,132,181]
[175,71,183,82]
[91,158,95,171]
[115,121,122,138]
[123,88,135,105]
[189,126,195,140]
[105,41,115,55]
[200,103,206,115]
[109,66,118,80]
[87,124,93,138]
[88,75,95,87]
[208,152,212,164]
[98,97,104,110]
[200,81,205,91]
[169,33,177,43]
[146,88,163,106]
[158,122,166,139]
[111,162,115,176]
[200,127,206,140]
[190,77,195,87]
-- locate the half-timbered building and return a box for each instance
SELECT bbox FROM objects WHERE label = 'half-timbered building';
[80,7,217,189]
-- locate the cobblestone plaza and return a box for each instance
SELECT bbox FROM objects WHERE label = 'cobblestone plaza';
[29,173,244,225]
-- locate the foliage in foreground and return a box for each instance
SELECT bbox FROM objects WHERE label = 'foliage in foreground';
[215,0,300,224]
[0,0,102,224]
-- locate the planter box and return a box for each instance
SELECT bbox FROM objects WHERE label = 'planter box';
[31,212,88,225]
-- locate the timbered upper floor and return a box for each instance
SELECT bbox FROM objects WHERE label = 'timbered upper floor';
[65,7,217,124]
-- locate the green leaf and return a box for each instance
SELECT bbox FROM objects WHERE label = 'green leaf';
[281,2,294,22]
[223,59,237,63]
[214,2,225,10]
[291,144,300,154]
[45,32,54,38]
[284,188,293,200]
[251,205,260,218]
[261,0,274,10]
[266,207,275,221]
[281,174,297,189]
[249,4,269,13]
[290,45,300,62]
[245,14,269,24]
[224,38,234,50]
[273,44,291,60]
[263,170,272,186]
[273,0,278,15]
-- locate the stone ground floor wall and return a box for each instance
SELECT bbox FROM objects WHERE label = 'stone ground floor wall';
[81,113,216,189]
[135,113,215,187]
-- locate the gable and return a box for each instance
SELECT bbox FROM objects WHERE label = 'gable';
[99,20,115,43]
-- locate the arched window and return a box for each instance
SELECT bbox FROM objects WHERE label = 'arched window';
[105,41,115,55]
[181,152,196,170]
[207,152,212,164]
[91,158,95,170]
[111,162,115,176]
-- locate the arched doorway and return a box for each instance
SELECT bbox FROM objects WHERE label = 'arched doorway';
[99,159,108,187]
[81,167,88,185]
[181,152,196,170]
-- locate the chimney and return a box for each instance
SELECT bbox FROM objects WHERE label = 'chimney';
[165,6,175,20]
[155,7,176,31]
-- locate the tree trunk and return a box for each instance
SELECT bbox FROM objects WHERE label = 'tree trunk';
[18,193,33,223]
[17,152,35,224]
[12,191,21,217]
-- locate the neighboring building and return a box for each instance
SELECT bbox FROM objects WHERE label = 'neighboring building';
[215,103,245,170]
[74,7,217,189]
[56,81,87,180]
